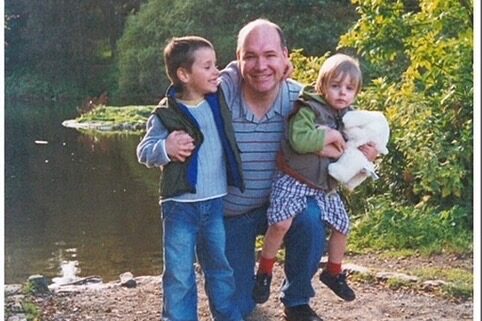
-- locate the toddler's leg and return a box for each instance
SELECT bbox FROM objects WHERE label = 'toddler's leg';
[320,229,355,301]
[327,229,347,269]
[253,218,293,304]
[261,218,293,259]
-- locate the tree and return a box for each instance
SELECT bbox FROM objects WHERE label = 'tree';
[4,0,143,99]
[115,0,357,104]
[337,0,473,224]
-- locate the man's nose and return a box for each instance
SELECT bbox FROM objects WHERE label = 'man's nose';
[255,57,267,69]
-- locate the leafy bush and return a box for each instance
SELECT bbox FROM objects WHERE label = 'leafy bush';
[339,0,473,215]
[5,70,85,100]
[290,0,473,254]
[348,194,472,254]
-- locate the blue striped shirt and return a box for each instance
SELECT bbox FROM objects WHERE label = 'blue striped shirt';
[220,62,302,216]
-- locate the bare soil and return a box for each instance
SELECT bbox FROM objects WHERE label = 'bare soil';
[34,254,474,321]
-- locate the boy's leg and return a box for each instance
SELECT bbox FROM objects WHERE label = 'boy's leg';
[224,206,268,318]
[161,201,199,321]
[320,229,355,301]
[197,198,242,321]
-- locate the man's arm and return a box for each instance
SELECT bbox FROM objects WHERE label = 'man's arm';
[219,61,241,112]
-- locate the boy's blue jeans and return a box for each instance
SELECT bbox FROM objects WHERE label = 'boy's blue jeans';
[224,197,325,318]
[161,198,242,321]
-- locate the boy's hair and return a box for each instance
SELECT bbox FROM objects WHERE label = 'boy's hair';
[164,36,214,87]
[315,53,363,96]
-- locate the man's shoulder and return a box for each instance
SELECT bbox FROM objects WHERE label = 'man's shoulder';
[284,78,303,100]
[286,78,303,89]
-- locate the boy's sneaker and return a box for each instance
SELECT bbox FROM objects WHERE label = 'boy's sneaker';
[252,273,272,304]
[319,270,356,301]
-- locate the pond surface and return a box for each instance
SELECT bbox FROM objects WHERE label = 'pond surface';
[4,100,162,284]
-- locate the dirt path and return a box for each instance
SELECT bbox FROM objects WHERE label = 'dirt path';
[28,254,474,321]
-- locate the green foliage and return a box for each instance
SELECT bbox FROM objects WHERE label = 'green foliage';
[412,266,473,300]
[413,267,473,285]
[348,194,472,254]
[78,105,153,122]
[22,300,41,321]
[116,0,358,104]
[386,277,411,290]
[441,281,473,300]
[336,0,473,236]
[5,70,86,99]
[290,49,329,85]
[5,0,142,99]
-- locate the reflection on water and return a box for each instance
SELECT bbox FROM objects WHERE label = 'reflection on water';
[4,100,162,283]
[50,247,79,285]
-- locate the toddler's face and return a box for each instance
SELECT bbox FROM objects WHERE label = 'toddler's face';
[324,74,357,110]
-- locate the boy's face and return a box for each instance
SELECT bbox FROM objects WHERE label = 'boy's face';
[179,47,219,99]
[324,74,358,110]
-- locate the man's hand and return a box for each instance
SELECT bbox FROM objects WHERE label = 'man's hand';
[165,130,195,162]
[282,59,294,80]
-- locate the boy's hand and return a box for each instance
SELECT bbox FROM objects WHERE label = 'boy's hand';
[359,143,378,161]
[318,143,344,159]
[165,130,195,162]
[324,128,346,149]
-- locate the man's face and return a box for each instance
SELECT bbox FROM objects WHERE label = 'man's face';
[237,26,288,96]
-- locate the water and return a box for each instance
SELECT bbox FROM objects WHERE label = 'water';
[4,100,163,284]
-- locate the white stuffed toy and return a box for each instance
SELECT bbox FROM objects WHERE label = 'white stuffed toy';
[328,110,390,191]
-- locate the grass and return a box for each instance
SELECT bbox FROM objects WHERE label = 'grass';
[4,282,42,321]
[22,300,42,321]
[347,196,473,256]
[349,264,472,300]
[78,105,153,127]
[412,266,473,300]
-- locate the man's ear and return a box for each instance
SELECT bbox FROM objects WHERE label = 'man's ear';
[282,47,289,59]
[177,67,190,84]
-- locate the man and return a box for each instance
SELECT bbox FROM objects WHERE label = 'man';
[165,19,328,321]
[219,19,326,321]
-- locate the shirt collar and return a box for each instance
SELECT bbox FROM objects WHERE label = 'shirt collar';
[239,81,288,123]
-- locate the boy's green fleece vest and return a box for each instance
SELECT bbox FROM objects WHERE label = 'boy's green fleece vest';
[154,88,244,198]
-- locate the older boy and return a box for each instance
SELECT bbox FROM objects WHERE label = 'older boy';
[137,36,244,321]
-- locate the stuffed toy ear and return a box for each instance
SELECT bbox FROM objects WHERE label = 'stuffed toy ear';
[379,145,389,155]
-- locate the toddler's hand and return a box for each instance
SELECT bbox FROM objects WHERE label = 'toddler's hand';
[318,143,344,159]
[359,143,378,161]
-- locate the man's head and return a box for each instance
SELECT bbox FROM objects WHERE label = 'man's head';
[236,19,289,97]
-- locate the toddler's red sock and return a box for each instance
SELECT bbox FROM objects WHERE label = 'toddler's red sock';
[326,261,342,277]
[258,256,276,276]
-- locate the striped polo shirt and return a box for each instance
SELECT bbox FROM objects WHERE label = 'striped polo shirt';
[220,62,302,216]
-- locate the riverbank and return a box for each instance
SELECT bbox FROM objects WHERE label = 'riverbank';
[62,105,152,133]
[5,253,473,321]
